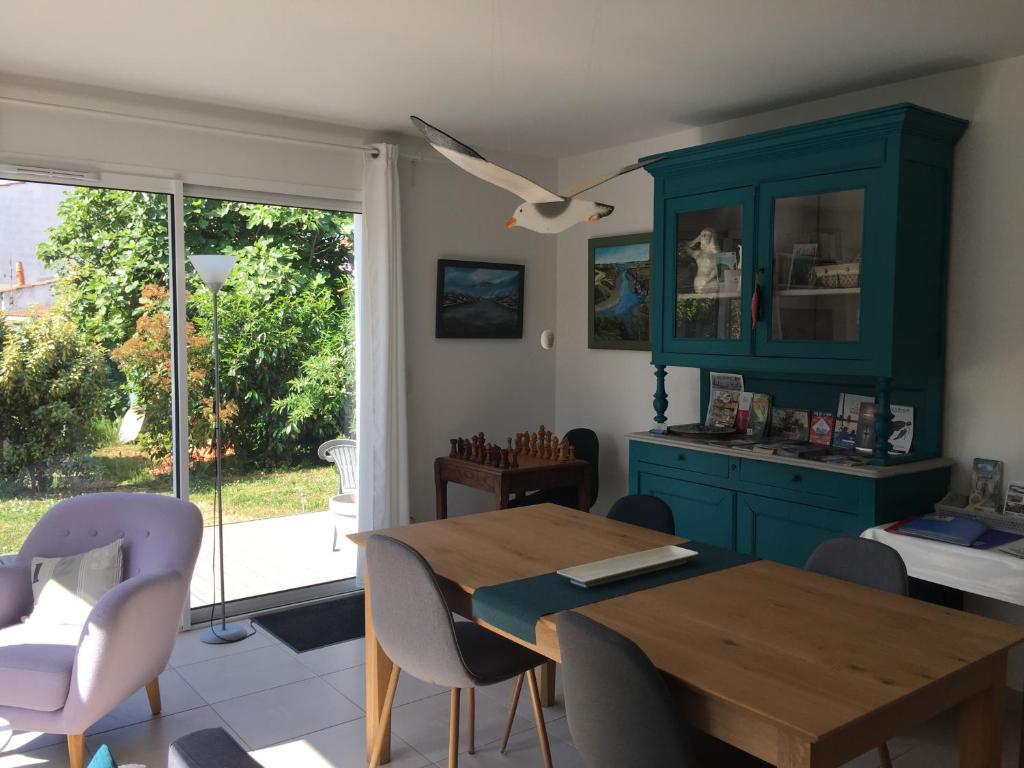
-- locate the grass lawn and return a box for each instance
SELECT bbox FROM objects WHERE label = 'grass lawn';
[0,443,338,554]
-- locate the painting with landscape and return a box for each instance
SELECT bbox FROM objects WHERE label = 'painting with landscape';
[436,259,525,338]
[589,233,652,350]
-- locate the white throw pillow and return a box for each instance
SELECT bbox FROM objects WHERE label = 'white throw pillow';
[28,538,125,626]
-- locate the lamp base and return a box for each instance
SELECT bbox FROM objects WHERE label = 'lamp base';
[200,622,250,645]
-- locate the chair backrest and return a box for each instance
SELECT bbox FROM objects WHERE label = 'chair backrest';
[557,612,695,768]
[318,439,357,494]
[606,494,675,535]
[804,536,908,595]
[17,492,203,583]
[566,428,599,504]
[365,535,475,688]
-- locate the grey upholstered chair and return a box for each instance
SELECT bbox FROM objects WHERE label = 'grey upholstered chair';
[557,611,695,768]
[0,492,203,768]
[606,494,675,535]
[366,534,553,768]
[805,536,908,768]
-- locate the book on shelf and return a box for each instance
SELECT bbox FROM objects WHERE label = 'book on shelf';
[771,407,810,442]
[854,401,877,453]
[809,411,834,446]
[735,392,753,433]
[746,393,772,439]
[969,458,1004,512]
[833,392,874,450]
[774,442,831,459]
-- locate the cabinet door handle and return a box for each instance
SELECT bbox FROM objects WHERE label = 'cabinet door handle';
[791,474,802,483]
[677,453,687,462]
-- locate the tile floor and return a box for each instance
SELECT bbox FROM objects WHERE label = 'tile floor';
[1,623,1021,767]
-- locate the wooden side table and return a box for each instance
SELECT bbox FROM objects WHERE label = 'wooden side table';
[434,454,592,519]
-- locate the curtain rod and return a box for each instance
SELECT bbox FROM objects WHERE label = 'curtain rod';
[0,93,386,156]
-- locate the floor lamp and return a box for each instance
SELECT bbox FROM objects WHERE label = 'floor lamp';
[191,254,249,645]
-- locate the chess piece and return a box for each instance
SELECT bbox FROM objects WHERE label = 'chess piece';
[510,448,519,468]
[507,436,513,454]
[558,437,569,462]
[530,433,539,456]
[568,444,576,461]
[500,448,510,469]
[449,438,458,458]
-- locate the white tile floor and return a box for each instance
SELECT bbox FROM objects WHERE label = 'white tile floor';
[1,623,1021,768]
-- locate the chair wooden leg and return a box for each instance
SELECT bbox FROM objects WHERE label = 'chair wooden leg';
[67,734,85,768]
[877,742,893,768]
[145,677,162,715]
[448,688,461,768]
[369,665,401,768]
[526,668,554,768]
[500,673,525,754]
[467,687,476,754]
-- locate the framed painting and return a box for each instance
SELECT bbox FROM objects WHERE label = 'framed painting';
[435,258,525,339]
[588,232,652,350]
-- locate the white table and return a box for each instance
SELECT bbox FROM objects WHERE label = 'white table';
[863,524,1024,766]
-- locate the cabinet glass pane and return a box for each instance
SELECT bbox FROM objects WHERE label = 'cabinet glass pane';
[771,189,864,342]
[675,205,743,340]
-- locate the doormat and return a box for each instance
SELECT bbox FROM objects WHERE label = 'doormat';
[254,592,365,653]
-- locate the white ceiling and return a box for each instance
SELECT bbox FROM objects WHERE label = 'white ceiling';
[2,0,1023,157]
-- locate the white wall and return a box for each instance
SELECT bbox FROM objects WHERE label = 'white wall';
[401,157,557,522]
[555,55,1024,512]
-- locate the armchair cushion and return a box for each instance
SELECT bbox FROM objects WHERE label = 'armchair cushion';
[0,621,81,711]
[30,538,125,626]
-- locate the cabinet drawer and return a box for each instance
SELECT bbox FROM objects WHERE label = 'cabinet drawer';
[632,442,730,478]
[738,458,862,502]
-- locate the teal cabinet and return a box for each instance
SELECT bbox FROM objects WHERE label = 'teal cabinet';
[629,436,952,568]
[645,104,967,463]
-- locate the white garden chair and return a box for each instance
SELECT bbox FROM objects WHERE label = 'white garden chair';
[318,439,357,551]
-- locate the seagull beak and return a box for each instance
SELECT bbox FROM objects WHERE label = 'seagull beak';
[505,217,518,229]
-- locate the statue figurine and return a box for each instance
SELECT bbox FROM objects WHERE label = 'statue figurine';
[687,228,721,294]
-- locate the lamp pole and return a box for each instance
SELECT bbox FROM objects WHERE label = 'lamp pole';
[191,254,249,645]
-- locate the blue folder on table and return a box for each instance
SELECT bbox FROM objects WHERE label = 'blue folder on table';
[897,515,988,547]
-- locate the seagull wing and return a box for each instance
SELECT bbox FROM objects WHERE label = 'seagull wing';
[411,116,563,204]
[560,155,666,198]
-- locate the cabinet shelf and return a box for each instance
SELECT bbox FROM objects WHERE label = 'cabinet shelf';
[777,287,860,297]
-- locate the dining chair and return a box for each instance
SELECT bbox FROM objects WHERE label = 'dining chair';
[365,535,553,768]
[606,494,675,535]
[508,427,599,509]
[805,536,908,768]
[557,611,771,768]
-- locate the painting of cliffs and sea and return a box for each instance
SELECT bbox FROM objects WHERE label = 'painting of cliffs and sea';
[588,233,652,350]
[436,259,525,338]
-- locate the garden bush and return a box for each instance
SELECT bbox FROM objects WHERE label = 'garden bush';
[0,313,108,490]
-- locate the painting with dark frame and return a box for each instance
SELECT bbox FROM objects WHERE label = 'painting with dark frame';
[435,259,525,339]
[588,232,652,350]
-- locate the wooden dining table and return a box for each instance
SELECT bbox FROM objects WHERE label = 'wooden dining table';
[350,504,1024,767]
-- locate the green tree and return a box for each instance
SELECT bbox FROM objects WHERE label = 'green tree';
[38,189,356,467]
[0,313,108,490]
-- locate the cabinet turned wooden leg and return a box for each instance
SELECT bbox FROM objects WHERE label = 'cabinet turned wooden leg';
[500,673,525,753]
[448,688,461,768]
[67,734,85,768]
[145,678,162,715]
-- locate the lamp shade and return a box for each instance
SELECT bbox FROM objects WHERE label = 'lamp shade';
[190,254,237,291]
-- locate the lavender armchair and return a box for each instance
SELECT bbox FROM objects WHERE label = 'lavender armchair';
[0,492,202,768]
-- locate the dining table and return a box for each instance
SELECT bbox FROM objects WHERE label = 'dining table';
[350,503,1024,767]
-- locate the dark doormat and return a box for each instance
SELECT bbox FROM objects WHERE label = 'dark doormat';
[254,592,365,653]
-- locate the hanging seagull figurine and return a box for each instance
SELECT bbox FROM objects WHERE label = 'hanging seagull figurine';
[411,116,661,234]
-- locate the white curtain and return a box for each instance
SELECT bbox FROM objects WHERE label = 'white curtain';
[356,143,410,534]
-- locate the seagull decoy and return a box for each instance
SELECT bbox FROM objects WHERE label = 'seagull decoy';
[411,116,660,234]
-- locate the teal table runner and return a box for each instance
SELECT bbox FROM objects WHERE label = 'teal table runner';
[471,541,755,643]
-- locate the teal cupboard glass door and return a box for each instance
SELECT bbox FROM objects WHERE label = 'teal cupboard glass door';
[755,170,884,361]
[660,187,755,356]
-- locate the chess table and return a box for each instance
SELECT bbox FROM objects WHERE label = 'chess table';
[433,452,592,519]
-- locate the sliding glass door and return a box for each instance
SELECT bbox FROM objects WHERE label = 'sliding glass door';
[182,193,359,620]
[0,180,175,557]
